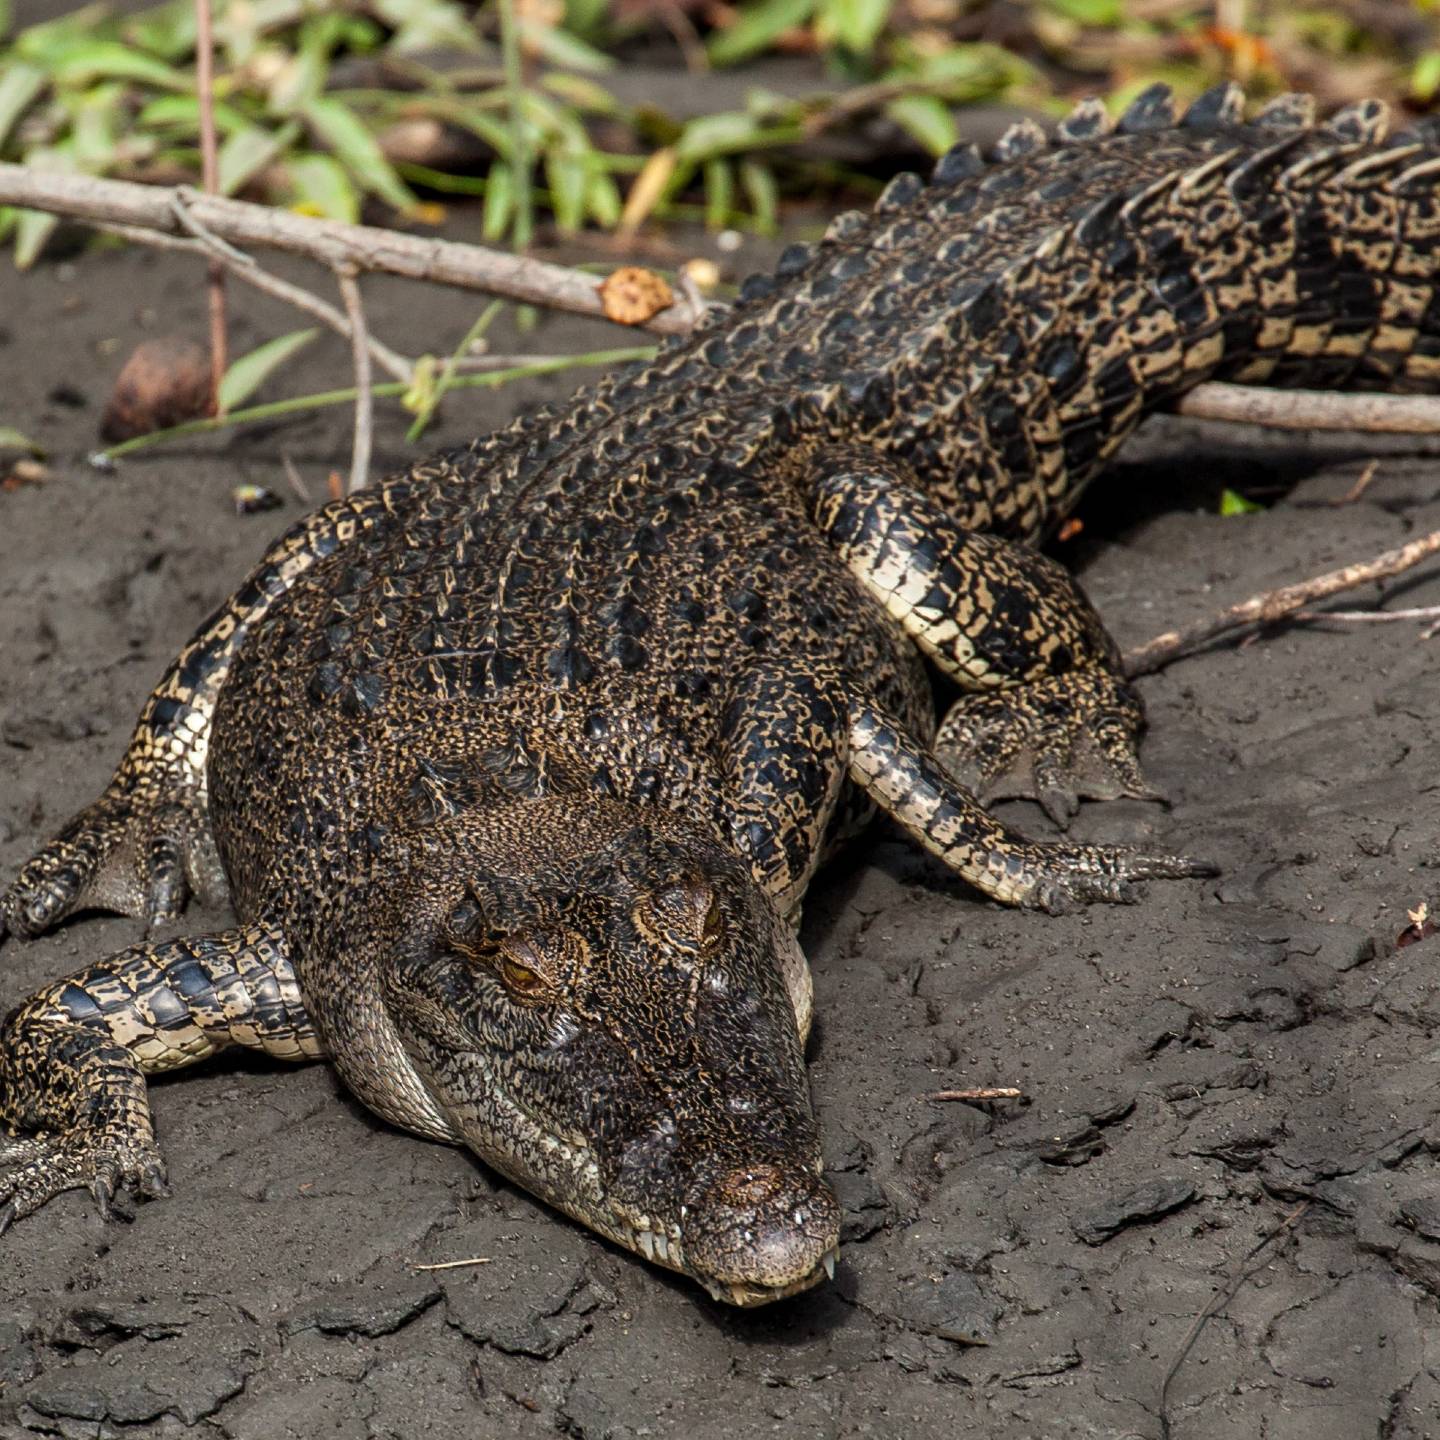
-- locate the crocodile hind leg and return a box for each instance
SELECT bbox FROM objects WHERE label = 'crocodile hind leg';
[0,922,317,1229]
[809,450,1159,828]
[1,492,388,940]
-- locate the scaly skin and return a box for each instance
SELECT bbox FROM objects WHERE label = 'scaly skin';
[4,84,1440,1303]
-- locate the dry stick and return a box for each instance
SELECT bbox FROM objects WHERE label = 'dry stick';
[411,1256,493,1272]
[0,165,702,336]
[927,1087,1024,1102]
[335,268,373,494]
[1328,458,1380,507]
[1172,381,1440,434]
[1122,525,1440,676]
[193,0,226,410]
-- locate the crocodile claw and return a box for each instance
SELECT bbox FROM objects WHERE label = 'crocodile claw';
[0,1125,169,1233]
[1025,843,1218,914]
[937,669,1163,830]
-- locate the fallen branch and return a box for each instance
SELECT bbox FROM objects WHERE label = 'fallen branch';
[1123,525,1440,676]
[1173,382,1440,435]
[0,164,704,336]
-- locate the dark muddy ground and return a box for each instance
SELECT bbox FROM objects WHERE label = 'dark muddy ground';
[4,190,1440,1440]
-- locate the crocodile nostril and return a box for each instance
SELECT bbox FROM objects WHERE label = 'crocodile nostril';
[682,1162,840,1289]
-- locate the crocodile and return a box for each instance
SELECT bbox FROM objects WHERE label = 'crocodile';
[3,83,1439,1307]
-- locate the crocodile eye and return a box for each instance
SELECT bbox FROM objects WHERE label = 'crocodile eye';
[702,893,725,946]
[501,956,544,996]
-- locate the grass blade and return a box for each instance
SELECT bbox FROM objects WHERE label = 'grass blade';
[218,327,320,412]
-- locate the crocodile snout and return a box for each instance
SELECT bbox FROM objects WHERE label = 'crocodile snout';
[682,1162,840,1305]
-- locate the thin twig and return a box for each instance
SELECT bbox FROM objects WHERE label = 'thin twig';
[1327,459,1380,507]
[411,1256,493,1272]
[1158,1202,1309,1439]
[279,452,312,504]
[1173,382,1440,435]
[103,220,414,383]
[0,164,697,336]
[193,0,227,411]
[1294,604,1440,641]
[1123,525,1440,676]
[655,0,709,73]
[335,267,373,493]
[926,1087,1024,1102]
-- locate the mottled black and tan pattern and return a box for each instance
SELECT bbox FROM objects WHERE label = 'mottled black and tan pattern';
[4,85,1440,1305]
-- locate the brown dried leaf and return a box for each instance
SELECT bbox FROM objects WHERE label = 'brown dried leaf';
[598,266,675,326]
[618,149,678,238]
[1397,900,1438,949]
[100,336,214,443]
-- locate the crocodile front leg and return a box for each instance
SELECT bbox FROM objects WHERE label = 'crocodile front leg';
[1,491,389,940]
[0,922,317,1229]
[845,697,1212,912]
[808,449,1158,827]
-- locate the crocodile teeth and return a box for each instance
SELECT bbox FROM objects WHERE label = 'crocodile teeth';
[823,1251,837,1281]
[636,1229,656,1261]
[653,1231,669,1263]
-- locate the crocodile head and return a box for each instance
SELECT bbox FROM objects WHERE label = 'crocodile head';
[382,797,839,1306]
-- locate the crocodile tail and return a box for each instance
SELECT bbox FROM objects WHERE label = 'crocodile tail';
[900,87,1440,531]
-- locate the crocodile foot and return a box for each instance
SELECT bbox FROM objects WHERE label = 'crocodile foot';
[1,787,224,942]
[0,1126,169,1233]
[1012,838,1216,915]
[936,669,1161,829]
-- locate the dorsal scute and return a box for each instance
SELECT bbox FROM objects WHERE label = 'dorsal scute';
[822,209,868,245]
[1056,96,1111,144]
[1226,131,1310,196]
[1117,83,1176,135]
[1254,92,1317,130]
[875,171,925,214]
[1118,172,1181,227]
[738,272,776,304]
[993,117,1048,162]
[1395,153,1440,192]
[1183,81,1246,129]
[1075,190,1126,247]
[931,142,984,186]
[1326,98,1390,145]
[775,242,813,278]
[1174,148,1240,201]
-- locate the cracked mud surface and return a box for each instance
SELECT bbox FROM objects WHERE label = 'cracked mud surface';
[3,224,1440,1440]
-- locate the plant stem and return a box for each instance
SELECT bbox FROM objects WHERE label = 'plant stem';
[101,348,656,460]
[406,299,506,444]
[497,0,533,252]
[194,0,227,412]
